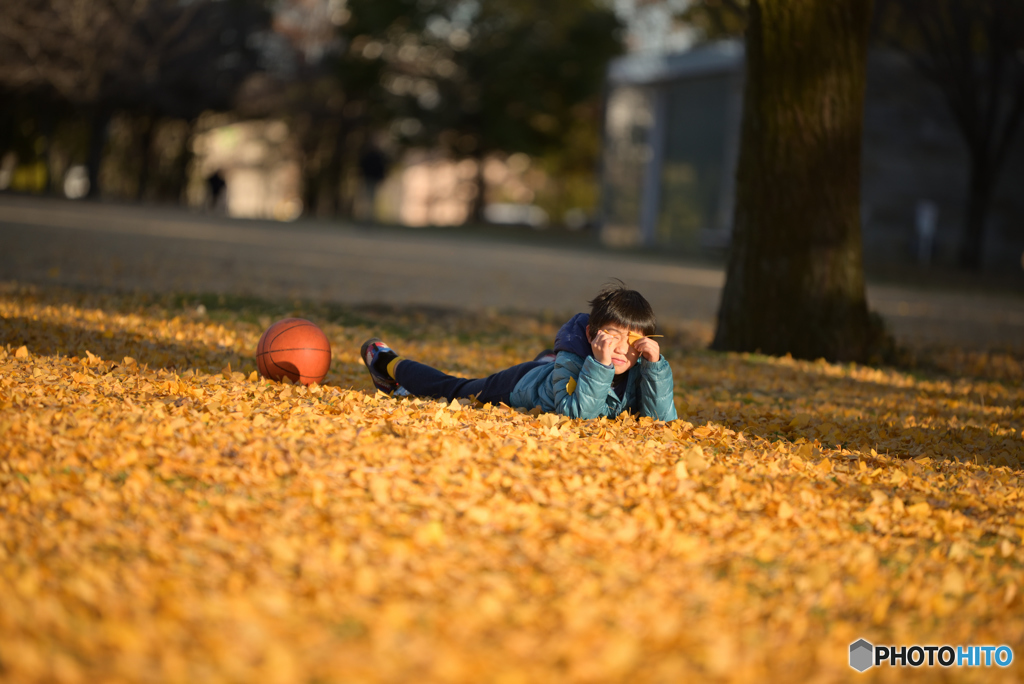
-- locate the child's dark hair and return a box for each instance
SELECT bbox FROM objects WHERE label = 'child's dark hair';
[587,280,657,337]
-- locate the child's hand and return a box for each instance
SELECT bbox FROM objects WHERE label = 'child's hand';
[591,329,618,366]
[632,336,661,362]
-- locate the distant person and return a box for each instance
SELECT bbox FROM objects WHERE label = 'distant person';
[359,281,677,421]
[205,170,227,213]
[357,144,388,222]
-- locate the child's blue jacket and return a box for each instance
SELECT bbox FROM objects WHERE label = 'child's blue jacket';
[509,313,677,421]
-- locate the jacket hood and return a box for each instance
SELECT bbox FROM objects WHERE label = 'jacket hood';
[553,313,592,358]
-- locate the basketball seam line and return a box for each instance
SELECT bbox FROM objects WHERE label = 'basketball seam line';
[265,350,328,380]
[264,358,325,380]
[267,320,315,349]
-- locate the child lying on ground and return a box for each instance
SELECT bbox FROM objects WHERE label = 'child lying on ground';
[360,281,677,421]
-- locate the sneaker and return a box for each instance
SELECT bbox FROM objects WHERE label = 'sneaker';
[360,337,399,394]
[533,349,556,363]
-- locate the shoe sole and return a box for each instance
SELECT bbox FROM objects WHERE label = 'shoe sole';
[360,337,399,394]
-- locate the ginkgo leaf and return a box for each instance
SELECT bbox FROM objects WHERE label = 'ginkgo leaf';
[0,282,1021,684]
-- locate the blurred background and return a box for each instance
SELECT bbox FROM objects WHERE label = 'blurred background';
[1,0,1022,275]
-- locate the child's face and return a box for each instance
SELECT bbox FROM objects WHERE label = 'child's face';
[587,325,642,374]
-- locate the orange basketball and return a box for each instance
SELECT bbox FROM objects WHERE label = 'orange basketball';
[256,318,331,385]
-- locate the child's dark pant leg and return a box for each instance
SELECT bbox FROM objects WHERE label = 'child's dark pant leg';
[394,360,545,404]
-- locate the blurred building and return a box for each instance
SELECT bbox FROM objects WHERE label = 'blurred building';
[378,151,552,228]
[600,40,1024,271]
[189,119,303,221]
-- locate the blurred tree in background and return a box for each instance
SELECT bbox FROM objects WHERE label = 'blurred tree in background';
[256,0,418,217]
[874,0,1024,270]
[0,0,621,225]
[336,0,622,222]
[675,0,747,40]
[0,0,271,199]
[668,0,1024,272]
[421,0,621,223]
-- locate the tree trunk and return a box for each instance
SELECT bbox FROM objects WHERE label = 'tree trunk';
[85,107,111,200]
[136,115,156,202]
[712,0,878,362]
[37,104,57,195]
[958,153,994,270]
[168,119,195,204]
[325,122,348,217]
[302,162,321,218]
[469,150,487,225]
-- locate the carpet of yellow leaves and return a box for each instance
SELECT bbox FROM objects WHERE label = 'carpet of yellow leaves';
[1,283,1022,683]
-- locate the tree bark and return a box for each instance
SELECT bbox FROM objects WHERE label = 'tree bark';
[712,0,878,362]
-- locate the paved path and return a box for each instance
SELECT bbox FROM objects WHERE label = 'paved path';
[2,196,1022,350]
